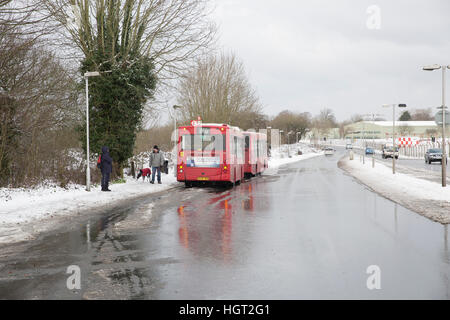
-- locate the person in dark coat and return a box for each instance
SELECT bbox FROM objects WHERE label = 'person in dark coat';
[100,146,113,191]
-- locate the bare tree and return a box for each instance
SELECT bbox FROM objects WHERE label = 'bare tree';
[270,110,311,142]
[0,0,57,38]
[177,53,262,127]
[338,114,363,138]
[350,114,363,123]
[313,108,336,137]
[43,0,216,83]
[134,123,173,155]
[0,25,79,186]
[411,108,433,121]
[236,111,269,131]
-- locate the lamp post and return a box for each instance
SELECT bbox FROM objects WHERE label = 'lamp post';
[266,126,272,156]
[84,71,100,191]
[287,131,293,157]
[304,128,310,143]
[279,130,284,155]
[382,103,407,174]
[423,64,450,187]
[362,121,366,164]
[172,105,183,176]
[363,113,383,168]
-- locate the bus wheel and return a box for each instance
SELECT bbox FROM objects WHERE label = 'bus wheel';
[185,181,193,188]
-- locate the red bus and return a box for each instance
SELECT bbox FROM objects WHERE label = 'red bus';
[243,131,268,177]
[176,123,245,187]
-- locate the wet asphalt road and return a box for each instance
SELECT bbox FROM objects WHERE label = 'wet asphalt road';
[0,150,449,299]
[380,156,450,178]
[352,148,450,183]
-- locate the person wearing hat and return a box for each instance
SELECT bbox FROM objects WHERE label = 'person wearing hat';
[149,145,165,184]
[100,146,113,191]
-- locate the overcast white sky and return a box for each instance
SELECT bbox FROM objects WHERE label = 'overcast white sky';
[211,0,450,121]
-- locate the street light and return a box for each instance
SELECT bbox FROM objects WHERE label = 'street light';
[279,130,284,155]
[173,105,183,134]
[382,103,407,174]
[362,120,366,164]
[84,71,101,191]
[266,127,272,156]
[422,64,450,187]
[287,131,294,157]
[172,105,183,176]
[363,113,383,168]
[304,128,311,143]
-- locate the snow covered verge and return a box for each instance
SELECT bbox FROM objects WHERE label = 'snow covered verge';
[266,143,324,172]
[338,156,450,224]
[268,151,323,169]
[0,174,181,244]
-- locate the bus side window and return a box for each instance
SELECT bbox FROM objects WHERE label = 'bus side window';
[237,137,242,163]
[181,135,193,151]
[240,138,245,162]
[257,138,260,158]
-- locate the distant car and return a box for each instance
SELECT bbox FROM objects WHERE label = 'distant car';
[346,144,353,150]
[425,148,447,164]
[324,147,334,155]
[365,147,374,155]
[382,147,399,159]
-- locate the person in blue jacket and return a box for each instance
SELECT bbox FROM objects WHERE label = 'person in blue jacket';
[100,146,113,191]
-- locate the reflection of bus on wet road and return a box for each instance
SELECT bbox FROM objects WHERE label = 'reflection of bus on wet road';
[176,123,245,187]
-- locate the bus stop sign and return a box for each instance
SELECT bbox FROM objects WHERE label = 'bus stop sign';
[435,110,450,125]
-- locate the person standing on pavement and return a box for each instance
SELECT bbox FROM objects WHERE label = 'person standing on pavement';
[149,145,165,184]
[100,146,113,191]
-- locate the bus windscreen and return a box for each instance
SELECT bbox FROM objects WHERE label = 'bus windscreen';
[181,134,226,152]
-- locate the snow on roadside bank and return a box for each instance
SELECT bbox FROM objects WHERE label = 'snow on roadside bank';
[268,152,323,169]
[338,156,450,224]
[0,174,180,244]
[266,144,324,174]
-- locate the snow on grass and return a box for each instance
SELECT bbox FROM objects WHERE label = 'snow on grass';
[339,155,450,224]
[268,152,323,168]
[0,172,180,244]
[342,157,450,202]
[266,143,323,173]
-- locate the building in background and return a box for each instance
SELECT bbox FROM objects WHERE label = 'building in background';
[343,121,440,140]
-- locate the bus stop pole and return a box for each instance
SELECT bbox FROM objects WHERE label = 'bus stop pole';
[442,67,447,187]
